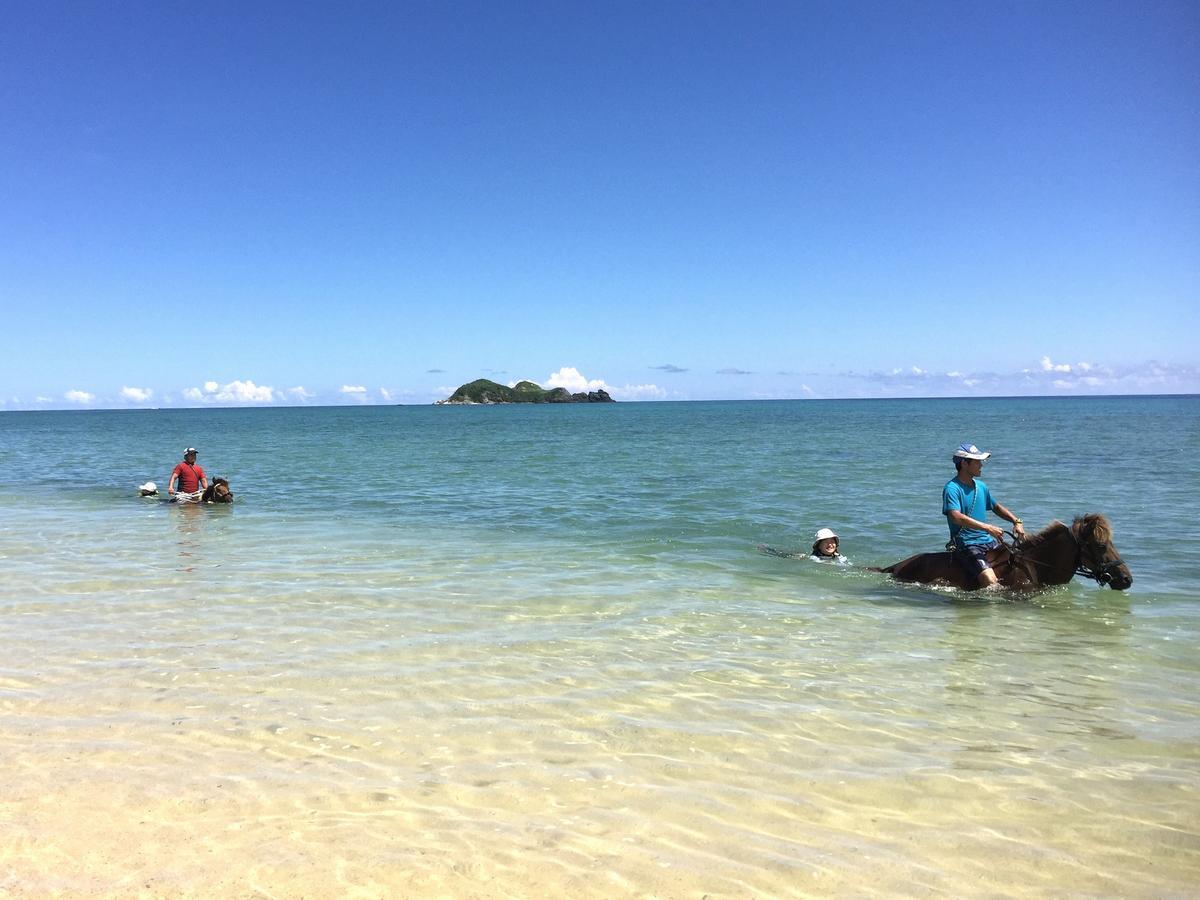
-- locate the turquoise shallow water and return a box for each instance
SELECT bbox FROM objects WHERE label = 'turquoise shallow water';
[1,398,1197,896]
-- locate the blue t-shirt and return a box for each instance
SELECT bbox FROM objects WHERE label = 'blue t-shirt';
[943,476,996,547]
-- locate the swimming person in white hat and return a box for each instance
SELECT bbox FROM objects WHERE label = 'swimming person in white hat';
[757,527,847,562]
[810,528,846,562]
[943,442,1026,587]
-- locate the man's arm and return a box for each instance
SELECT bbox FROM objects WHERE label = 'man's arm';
[992,502,1026,538]
[168,466,179,496]
[946,509,1005,541]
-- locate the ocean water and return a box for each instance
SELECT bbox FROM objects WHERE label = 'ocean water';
[1,397,1197,897]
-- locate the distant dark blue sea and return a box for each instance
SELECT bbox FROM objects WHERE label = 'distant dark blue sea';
[1,397,1196,895]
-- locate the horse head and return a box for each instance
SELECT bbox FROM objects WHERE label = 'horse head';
[204,477,234,504]
[1072,514,1131,590]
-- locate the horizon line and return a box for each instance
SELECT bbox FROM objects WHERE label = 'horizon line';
[3,391,1198,413]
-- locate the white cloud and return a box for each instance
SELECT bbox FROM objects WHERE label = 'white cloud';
[1041,356,1072,373]
[36,396,53,404]
[844,356,1183,398]
[65,389,94,404]
[340,385,368,404]
[613,383,665,400]
[121,386,153,403]
[380,387,393,402]
[508,366,666,402]
[183,379,276,404]
[222,380,275,402]
[545,366,609,393]
[287,386,314,401]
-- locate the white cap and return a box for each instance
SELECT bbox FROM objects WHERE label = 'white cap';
[138,481,157,494]
[953,442,991,461]
[814,527,838,541]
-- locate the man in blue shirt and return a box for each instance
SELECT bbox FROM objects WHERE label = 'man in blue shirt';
[943,442,1026,587]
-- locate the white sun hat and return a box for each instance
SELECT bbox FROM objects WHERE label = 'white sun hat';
[952,442,991,461]
[138,481,158,495]
[814,527,838,541]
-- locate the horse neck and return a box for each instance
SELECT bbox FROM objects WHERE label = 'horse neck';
[1023,524,1078,585]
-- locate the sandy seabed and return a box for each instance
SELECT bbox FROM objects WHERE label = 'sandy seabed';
[3,717,1197,899]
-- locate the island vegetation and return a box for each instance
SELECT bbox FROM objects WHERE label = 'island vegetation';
[437,379,615,404]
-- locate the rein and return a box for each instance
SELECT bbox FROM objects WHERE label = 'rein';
[1070,528,1128,587]
[1008,526,1127,587]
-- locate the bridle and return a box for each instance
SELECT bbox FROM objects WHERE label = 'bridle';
[1004,525,1128,588]
[1071,529,1128,587]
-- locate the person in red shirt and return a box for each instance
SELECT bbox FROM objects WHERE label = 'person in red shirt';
[168,447,208,498]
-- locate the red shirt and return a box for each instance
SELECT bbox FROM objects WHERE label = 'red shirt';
[171,461,207,492]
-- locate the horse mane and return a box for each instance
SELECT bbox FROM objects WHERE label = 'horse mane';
[1018,520,1069,550]
[1018,514,1112,551]
[1073,513,1112,543]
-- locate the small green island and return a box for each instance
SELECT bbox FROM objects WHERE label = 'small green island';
[436,379,615,405]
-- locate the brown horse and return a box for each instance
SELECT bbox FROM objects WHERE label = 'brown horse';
[201,477,234,503]
[880,514,1131,591]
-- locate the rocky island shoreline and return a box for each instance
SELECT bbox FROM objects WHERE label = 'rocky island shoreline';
[436,379,615,405]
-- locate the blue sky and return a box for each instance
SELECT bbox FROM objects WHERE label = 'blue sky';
[2,0,1196,408]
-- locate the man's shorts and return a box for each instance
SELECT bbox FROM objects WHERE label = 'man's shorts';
[953,541,997,576]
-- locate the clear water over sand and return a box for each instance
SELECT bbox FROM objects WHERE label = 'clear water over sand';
[1,398,1197,896]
